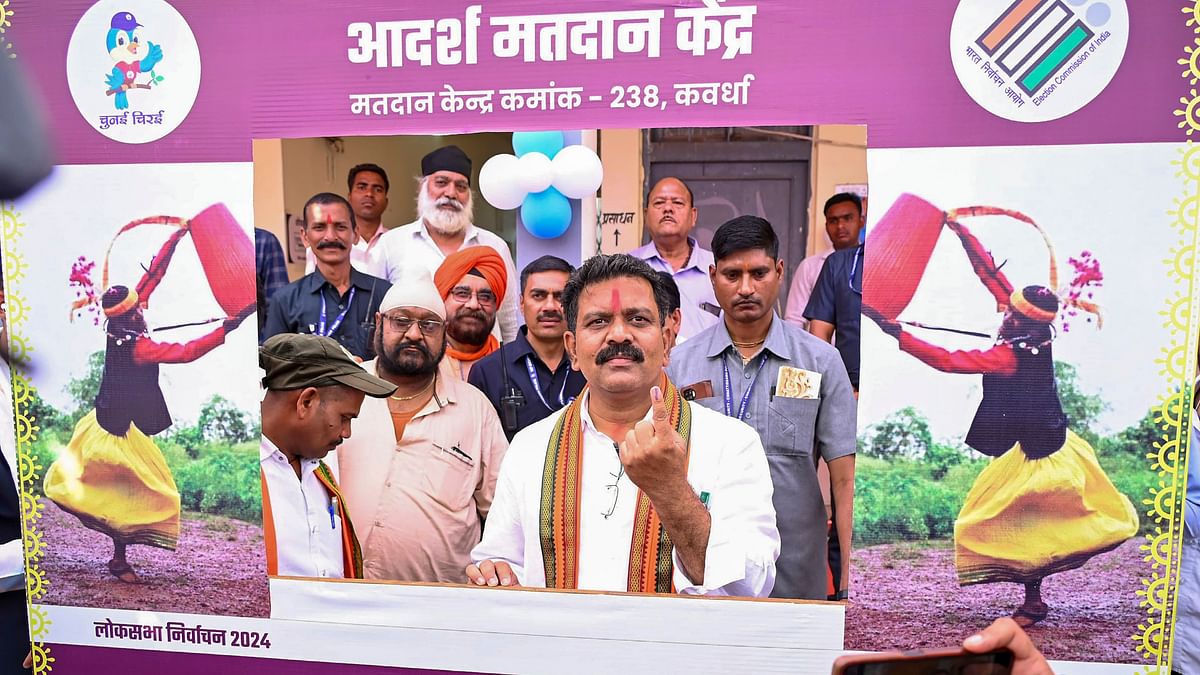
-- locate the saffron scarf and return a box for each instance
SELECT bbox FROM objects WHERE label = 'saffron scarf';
[261,460,364,579]
[446,334,500,364]
[539,379,692,593]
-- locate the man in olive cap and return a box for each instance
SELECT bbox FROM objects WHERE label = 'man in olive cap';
[259,333,396,579]
[377,145,519,343]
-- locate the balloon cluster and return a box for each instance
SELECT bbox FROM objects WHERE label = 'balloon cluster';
[479,131,603,239]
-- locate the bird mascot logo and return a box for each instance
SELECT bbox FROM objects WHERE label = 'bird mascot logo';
[104,11,164,110]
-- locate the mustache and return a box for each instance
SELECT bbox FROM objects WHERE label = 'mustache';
[454,308,489,322]
[436,196,463,211]
[395,339,432,358]
[536,311,563,322]
[316,240,347,250]
[595,342,645,365]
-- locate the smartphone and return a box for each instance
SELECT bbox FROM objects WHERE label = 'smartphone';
[831,647,1014,675]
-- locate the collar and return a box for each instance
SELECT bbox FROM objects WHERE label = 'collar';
[415,219,479,248]
[260,434,279,462]
[305,266,381,294]
[704,312,792,361]
[259,433,317,469]
[636,237,710,273]
[367,358,457,419]
[578,389,655,444]
[506,326,537,362]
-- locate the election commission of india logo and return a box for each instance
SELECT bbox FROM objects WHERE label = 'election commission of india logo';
[65,0,202,143]
[950,0,1128,122]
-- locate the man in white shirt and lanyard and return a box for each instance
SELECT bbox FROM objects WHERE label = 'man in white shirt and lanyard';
[468,254,779,596]
[305,163,392,278]
[259,333,396,578]
[376,146,520,343]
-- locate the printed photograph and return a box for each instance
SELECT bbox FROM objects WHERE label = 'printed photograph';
[251,125,867,603]
[845,143,1178,662]
[14,163,268,617]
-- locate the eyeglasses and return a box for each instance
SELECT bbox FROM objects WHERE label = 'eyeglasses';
[602,446,625,519]
[384,315,444,335]
[449,286,497,307]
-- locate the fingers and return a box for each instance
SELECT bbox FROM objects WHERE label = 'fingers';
[465,560,518,587]
[963,618,1052,675]
[650,385,669,426]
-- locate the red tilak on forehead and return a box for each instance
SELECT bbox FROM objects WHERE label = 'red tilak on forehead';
[610,287,621,314]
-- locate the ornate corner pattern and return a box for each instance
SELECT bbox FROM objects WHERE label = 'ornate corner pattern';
[3,199,52,673]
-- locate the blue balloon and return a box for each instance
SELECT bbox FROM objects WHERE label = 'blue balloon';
[512,131,565,159]
[520,187,572,239]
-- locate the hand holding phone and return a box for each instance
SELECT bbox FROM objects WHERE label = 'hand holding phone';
[833,617,1054,675]
[832,646,1013,675]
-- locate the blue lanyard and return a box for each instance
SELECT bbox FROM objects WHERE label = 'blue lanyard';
[722,352,768,421]
[318,286,356,337]
[525,355,569,411]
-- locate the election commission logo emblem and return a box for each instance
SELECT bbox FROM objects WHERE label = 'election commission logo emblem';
[951,0,1128,123]
[65,0,202,144]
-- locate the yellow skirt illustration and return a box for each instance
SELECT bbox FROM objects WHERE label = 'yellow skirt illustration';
[43,410,180,550]
[955,429,1138,585]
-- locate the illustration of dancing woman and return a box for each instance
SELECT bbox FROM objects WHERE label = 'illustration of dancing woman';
[864,206,1138,627]
[44,228,252,583]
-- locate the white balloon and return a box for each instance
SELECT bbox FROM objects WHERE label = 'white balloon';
[516,152,554,194]
[478,154,526,210]
[551,145,604,199]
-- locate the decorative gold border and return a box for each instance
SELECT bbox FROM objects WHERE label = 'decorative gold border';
[1141,5,1200,671]
[4,197,53,674]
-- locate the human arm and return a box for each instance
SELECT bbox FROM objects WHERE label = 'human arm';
[803,254,838,338]
[132,326,225,365]
[783,257,820,329]
[809,319,834,343]
[944,219,1013,309]
[473,401,509,521]
[260,286,295,344]
[256,229,290,301]
[963,617,1054,675]
[898,332,1017,376]
[672,415,778,597]
[827,454,854,593]
[467,440,527,587]
[136,228,189,305]
[620,386,711,584]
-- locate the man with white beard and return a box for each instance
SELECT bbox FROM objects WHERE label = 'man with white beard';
[377,146,520,343]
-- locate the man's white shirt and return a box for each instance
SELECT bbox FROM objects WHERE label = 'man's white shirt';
[260,436,345,579]
[376,219,519,343]
[471,391,779,597]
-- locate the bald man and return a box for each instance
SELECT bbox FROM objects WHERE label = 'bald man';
[630,177,721,342]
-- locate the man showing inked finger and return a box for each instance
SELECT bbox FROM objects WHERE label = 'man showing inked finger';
[468,254,779,596]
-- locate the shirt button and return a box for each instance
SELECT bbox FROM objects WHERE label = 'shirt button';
[744,373,752,379]
[385,481,392,488]
[338,304,345,310]
[310,525,317,534]
[375,520,383,528]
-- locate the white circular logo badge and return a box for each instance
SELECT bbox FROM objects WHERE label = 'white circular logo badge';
[65,0,201,144]
[950,0,1128,123]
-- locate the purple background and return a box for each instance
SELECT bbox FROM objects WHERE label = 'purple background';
[6,1,1185,166]
[46,644,492,675]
